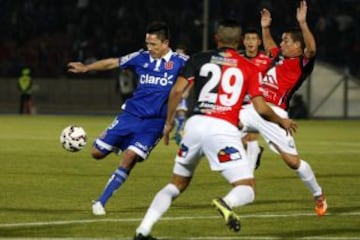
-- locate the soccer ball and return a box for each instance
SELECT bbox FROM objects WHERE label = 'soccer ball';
[60,125,87,152]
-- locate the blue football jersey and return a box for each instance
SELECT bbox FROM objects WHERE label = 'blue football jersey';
[119,49,188,118]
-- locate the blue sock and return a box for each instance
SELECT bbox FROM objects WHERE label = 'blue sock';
[97,167,129,206]
[175,115,186,133]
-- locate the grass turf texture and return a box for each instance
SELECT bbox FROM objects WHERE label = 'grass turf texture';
[0,115,359,239]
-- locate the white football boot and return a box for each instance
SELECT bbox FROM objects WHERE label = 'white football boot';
[92,201,106,216]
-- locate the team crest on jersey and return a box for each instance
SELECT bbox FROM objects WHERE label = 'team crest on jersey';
[177,143,189,158]
[164,61,174,70]
[218,147,242,163]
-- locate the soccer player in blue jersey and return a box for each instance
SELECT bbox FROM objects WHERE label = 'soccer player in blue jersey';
[67,21,188,215]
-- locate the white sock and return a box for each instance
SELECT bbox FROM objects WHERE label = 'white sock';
[223,185,255,209]
[246,141,260,170]
[136,183,180,236]
[296,160,322,196]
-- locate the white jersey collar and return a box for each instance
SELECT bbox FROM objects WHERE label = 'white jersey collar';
[149,49,173,63]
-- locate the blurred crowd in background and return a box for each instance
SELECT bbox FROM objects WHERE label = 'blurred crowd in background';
[0,0,359,78]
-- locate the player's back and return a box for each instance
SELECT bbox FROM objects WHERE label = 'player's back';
[183,48,261,126]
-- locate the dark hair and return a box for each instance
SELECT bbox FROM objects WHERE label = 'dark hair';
[146,21,170,42]
[285,27,305,50]
[243,27,260,37]
[216,19,242,45]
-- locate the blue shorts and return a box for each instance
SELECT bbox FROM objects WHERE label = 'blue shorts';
[94,111,165,160]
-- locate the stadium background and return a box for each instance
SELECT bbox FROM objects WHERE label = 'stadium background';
[0,1,360,238]
[0,0,359,117]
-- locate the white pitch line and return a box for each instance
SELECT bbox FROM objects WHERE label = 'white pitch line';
[0,211,359,229]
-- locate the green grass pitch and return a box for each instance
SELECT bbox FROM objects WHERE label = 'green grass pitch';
[0,115,359,239]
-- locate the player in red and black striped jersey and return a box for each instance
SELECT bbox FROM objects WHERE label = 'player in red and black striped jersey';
[134,19,297,239]
[240,0,327,218]
[260,1,316,109]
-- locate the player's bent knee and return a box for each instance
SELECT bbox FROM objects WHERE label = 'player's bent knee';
[281,154,300,169]
[232,178,255,188]
[120,150,142,170]
[171,174,191,193]
[91,148,106,160]
[287,161,300,170]
[123,150,142,162]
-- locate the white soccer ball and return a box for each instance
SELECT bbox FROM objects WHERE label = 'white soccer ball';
[60,125,87,152]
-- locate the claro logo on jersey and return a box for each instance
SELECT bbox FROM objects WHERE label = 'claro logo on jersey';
[139,72,174,86]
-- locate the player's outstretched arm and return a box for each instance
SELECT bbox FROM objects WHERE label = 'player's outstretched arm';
[252,96,297,135]
[297,0,316,58]
[67,58,119,73]
[260,8,277,53]
[163,76,192,145]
